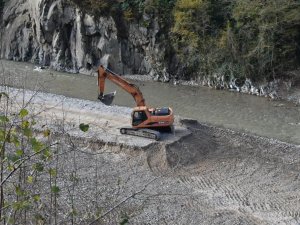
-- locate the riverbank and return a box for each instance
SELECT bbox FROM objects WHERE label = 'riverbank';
[0,86,190,147]
[85,67,300,106]
[1,59,300,145]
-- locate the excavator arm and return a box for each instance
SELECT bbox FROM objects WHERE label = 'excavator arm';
[97,65,174,141]
[98,65,146,107]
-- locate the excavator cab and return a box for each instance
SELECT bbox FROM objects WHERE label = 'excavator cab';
[132,110,148,126]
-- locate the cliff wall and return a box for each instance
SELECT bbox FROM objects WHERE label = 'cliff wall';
[0,0,168,76]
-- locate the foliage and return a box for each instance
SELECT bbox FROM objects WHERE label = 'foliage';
[70,0,119,16]
[70,0,299,81]
[171,0,232,79]
[229,0,300,80]
[144,0,176,27]
[171,0,300,81]
[70,0,175,28]
[0,90,92,223]
[79,123,89,132]
[120,0,145,21]
[0,93,56,223]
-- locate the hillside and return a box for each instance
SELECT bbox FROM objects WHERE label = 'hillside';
[0,0,299,89]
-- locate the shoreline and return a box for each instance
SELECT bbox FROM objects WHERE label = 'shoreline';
[1,58,299,105]
[1,59,299,145]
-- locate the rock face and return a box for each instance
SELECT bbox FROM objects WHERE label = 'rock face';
[0,0,166,75]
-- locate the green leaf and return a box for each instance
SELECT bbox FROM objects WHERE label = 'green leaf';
[15,186,24,196]
[51,186,60,194]
[16,149,23,157]
[12,135,20,147]
[33,163,44,172]
[31,138,44,153]
[79,123,89,132]
[33,194,41,202]
[23,127,32,138]
[120,214,129,225]
[19,109,29,118]
[27,176,34,184]
[42,148,52,160]
[7,164,15,171]
[22,120,30,129]
[43,129,51,137]
[48,168,57,177]
[0,130,5,141]
[0,115,9,122]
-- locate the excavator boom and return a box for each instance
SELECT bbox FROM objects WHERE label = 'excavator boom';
[98,65,145,107]
[97,65,174,141]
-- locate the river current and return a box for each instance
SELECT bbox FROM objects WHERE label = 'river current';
[1,60,299,144]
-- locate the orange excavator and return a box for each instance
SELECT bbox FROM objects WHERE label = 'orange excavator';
[97,65,174,140]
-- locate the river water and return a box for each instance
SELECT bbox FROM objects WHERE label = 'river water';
[1,60,299,144]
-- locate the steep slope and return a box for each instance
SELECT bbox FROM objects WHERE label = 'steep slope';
[0,0,168,76]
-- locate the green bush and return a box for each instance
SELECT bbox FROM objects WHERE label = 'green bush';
[230,0,300,80]
[171,0,300,81]
[70,0,119,16]
[171,0,231,79]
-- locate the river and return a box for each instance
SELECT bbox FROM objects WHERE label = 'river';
[1,59,299,144]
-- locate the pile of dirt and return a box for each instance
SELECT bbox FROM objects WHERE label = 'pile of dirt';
[141,119,300,224]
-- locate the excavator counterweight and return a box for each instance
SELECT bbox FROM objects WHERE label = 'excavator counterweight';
[97,65,174,140]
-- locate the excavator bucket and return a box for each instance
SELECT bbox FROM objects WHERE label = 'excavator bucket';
[98,91,116,105]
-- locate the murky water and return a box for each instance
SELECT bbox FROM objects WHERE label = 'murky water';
[1,59,299,144]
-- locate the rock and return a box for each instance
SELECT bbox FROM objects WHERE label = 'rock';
[241,78,252,94]
[83,14,96,35]
[162,68,170,83]
[0,0,168,76]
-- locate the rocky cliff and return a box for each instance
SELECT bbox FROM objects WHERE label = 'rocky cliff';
[0,0,170,77]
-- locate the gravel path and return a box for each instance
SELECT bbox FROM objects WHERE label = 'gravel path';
[1,86,300,224]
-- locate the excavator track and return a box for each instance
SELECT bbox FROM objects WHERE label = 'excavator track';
[120,127,161,141]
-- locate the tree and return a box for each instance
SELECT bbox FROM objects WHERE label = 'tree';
[171,0,231,79]
[0,88,57,224]
[231,0,300,80]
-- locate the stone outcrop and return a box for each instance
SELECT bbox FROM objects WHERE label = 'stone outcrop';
[0,0,166,75]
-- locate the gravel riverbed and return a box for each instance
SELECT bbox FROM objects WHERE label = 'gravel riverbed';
[1,86,300,224]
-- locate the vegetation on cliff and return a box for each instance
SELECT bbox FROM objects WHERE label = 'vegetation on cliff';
[44,0,300,81]
[171,0,300,81]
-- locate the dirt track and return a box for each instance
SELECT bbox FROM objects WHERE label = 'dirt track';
[155,120,300,224]
[2,87,300,224]
[55,119,300,225]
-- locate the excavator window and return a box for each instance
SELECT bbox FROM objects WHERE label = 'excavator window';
[154,107,170,116]
[132,111,148,126]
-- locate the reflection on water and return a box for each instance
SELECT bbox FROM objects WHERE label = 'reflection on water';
[1,60,300,144]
